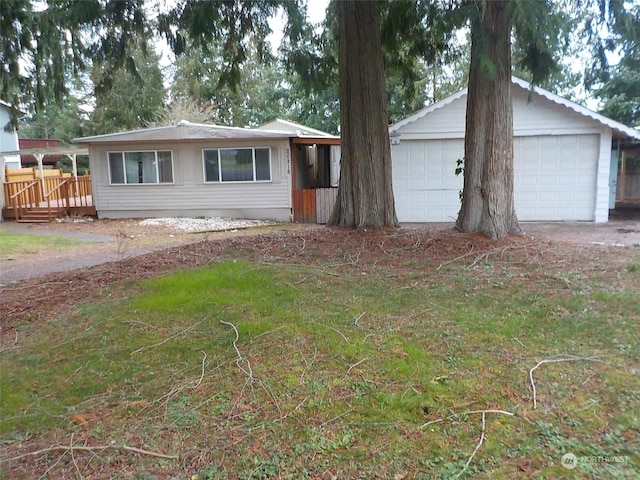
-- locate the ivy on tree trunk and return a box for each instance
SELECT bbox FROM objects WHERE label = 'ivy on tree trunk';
[456,0,521,239]
[328,0,398,229]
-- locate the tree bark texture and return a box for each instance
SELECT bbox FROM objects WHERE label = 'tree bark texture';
[328,0,398,228]
[456,0,521,239]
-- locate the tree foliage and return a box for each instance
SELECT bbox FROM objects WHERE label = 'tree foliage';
[170,38,290,127]
[593,0,640,126]
[19,96,85,144]
[1,0,148,116]
[158,0,306,90]
[88,42,165,134]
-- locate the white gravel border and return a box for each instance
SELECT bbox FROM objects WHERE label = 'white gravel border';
[138,217,275,233]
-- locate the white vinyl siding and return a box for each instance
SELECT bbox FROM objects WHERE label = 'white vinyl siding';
[90,140,291,221]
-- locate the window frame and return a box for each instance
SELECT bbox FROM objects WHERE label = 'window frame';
[107,150,175,185]
[202,147,272,184]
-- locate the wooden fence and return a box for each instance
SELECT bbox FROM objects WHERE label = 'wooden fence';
[293,188,337,224]
[618,173,640,202]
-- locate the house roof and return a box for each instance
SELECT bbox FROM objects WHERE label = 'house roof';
[74,120,338,144]
[0,100,25,116]
[390,77,640,142]
[256,118,336,137]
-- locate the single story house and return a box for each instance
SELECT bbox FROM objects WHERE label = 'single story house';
[73,119,340,223]
[390,77,640,223]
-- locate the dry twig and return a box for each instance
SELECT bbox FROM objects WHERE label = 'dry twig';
[70,433,82,479]
[344,358,368,379]
[2,443,178,463]
[131,320,203,355]
[0,329,19,353]
[192,350,207,389]
[436,245,475,270]
[529,355,602,409]
[455,411,487,479]
[220,320,282,418]
[420,409,514,479]
[353,311,366,327]
[310,321,350,345]
[419,408,514,429]
[220,320,253,378]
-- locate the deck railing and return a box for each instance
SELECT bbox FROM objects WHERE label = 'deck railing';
[7,180,39,221]
[3,174,92,221]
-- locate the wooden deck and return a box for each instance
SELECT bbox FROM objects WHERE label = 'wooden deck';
[2,173,95,222]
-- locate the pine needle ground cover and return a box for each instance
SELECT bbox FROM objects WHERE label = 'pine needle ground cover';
[1,228,638,478]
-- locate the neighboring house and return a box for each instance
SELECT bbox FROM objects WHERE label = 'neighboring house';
[19,138,62,167]
[0,100,21,170]
[73,120,340,222]
[390,77,640,223]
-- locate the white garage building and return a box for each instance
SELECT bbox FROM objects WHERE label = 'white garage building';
[390,77,640,223]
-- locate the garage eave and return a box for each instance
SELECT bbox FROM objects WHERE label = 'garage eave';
[391,77,640,144]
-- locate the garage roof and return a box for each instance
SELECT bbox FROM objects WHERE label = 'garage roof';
[390,77,640,142]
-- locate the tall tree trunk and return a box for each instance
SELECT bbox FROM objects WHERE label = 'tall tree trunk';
[328,0,398,228]
[456,0,521,239]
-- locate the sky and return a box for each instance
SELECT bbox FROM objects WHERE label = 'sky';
[266,0,329,51]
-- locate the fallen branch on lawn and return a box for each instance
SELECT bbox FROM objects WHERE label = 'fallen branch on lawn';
[456,411,487,479]
[220,320,253,378]
[192,350,207,389]
[1,443,179,463]
[220,320,282,419]
[529,355,603,409]
[131,320,203,355]
[344,358,368,379]
[310,321,350,345]
[419,408,514,429]
[436,245,475,270]
[70,433,82,479]
[419,409,514,479]
[353,311,366,327]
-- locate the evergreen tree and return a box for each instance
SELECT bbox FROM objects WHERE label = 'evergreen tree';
[594,1,640,127]
[456,0,565,238]
[88,42,165,134]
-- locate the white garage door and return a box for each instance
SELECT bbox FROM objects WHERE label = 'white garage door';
[392,134,599,222]
[514,134,598,221]
[392,139,464,222]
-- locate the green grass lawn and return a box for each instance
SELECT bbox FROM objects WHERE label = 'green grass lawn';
[1,233,639,478]
[0,232,83,260]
